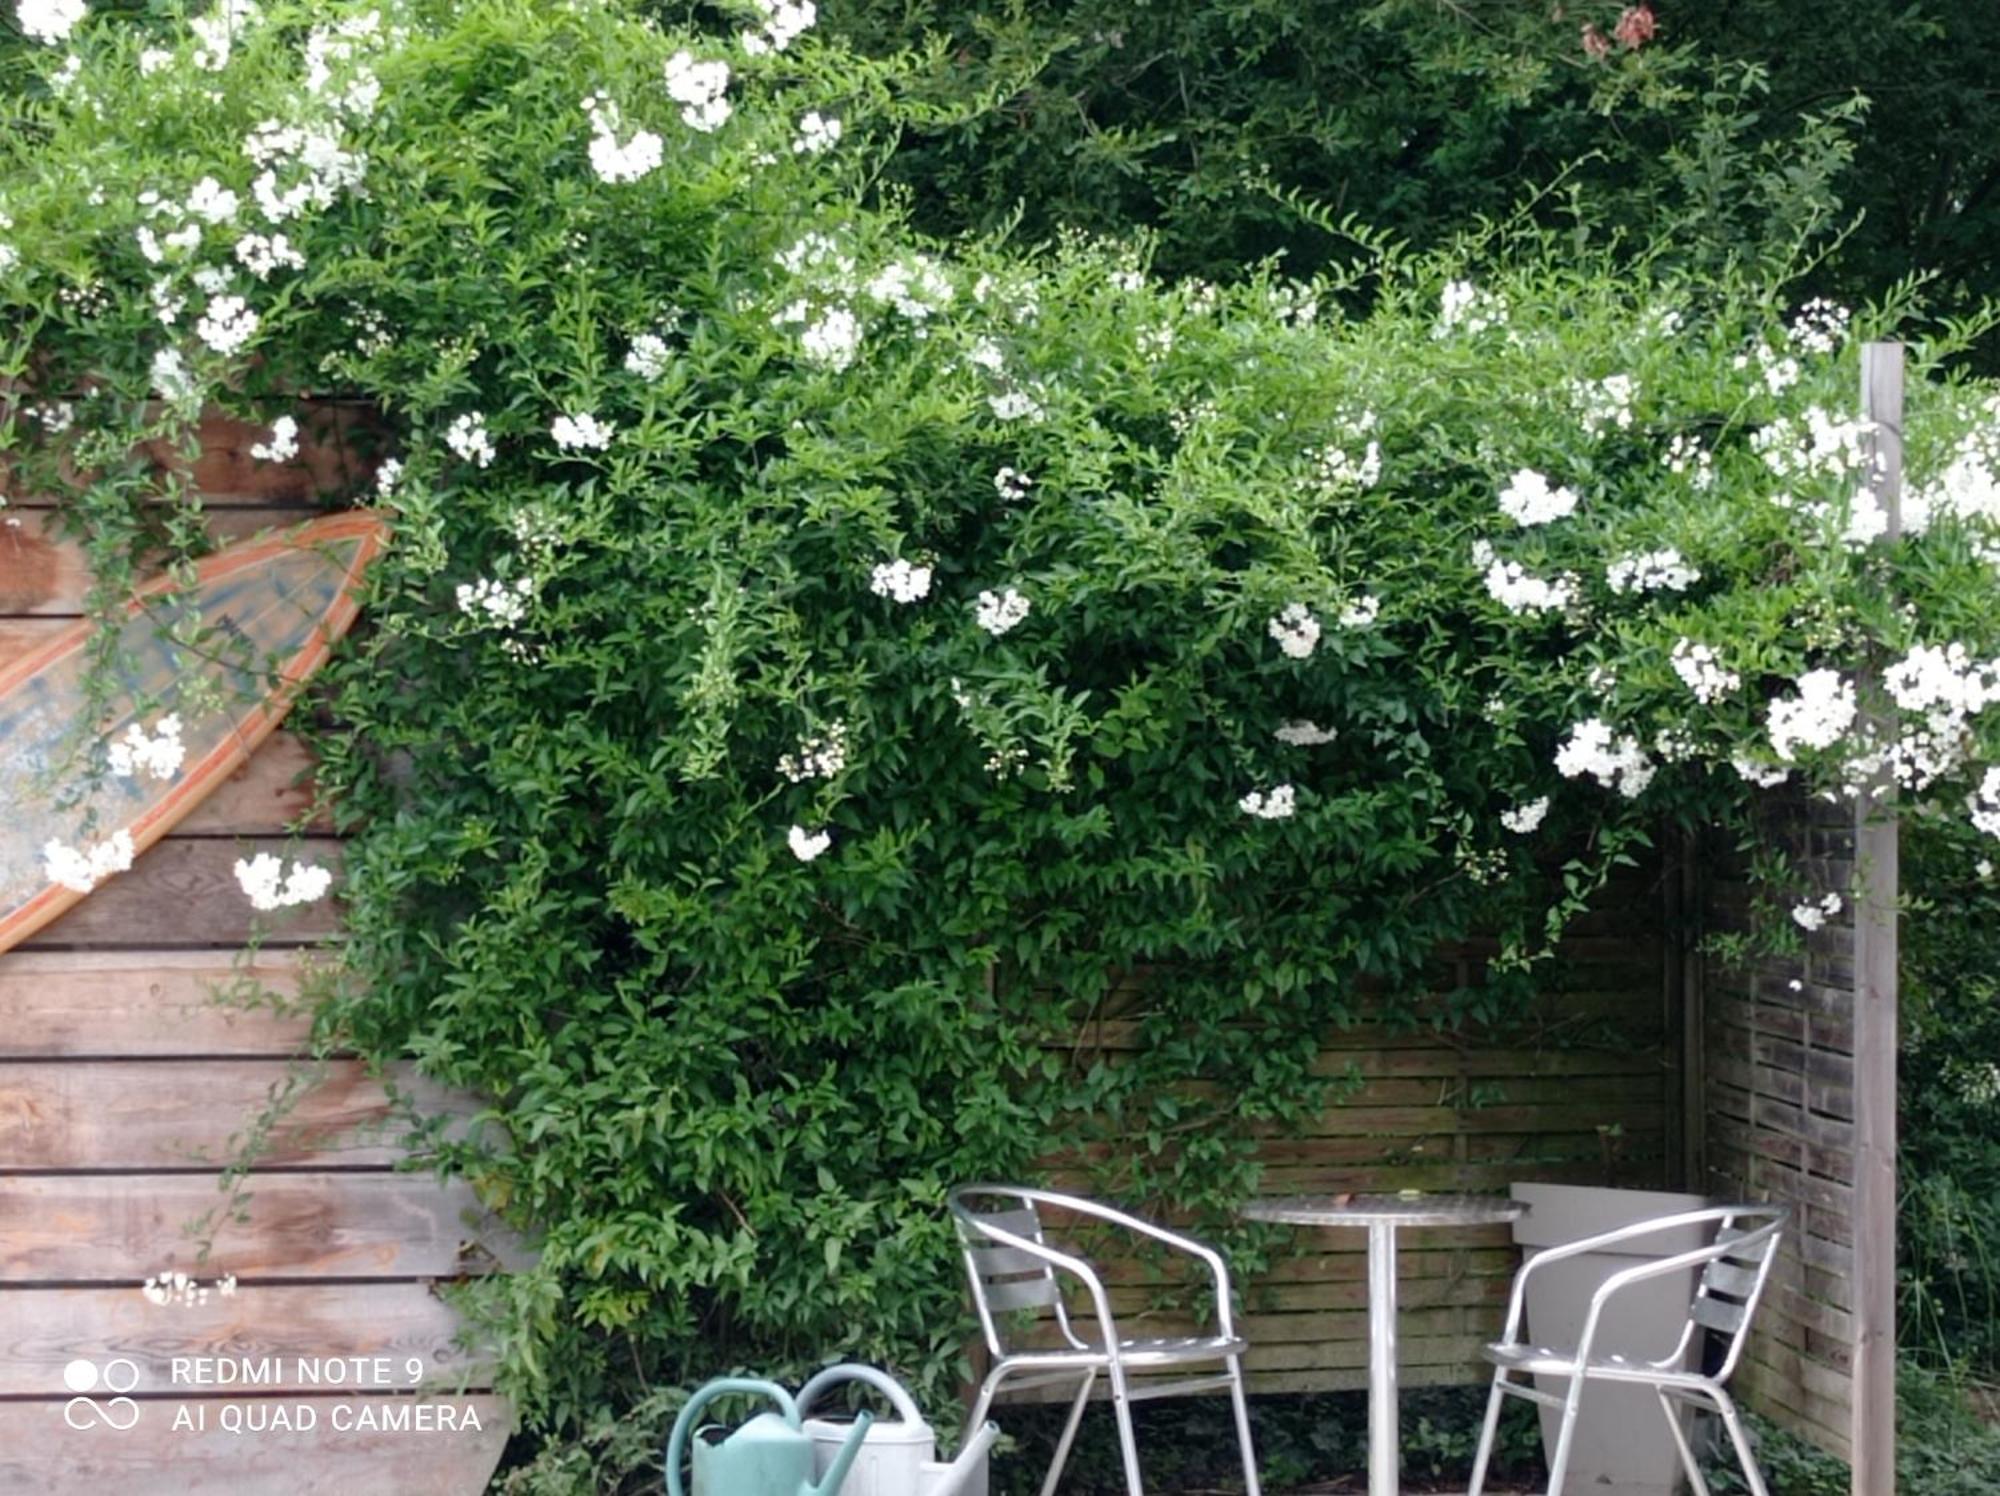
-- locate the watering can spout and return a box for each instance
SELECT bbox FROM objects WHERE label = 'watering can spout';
[807,1411,874,1496]
[925,1421,1000,1496]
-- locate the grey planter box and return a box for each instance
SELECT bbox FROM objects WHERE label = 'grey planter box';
[1509,1183,1713,1496]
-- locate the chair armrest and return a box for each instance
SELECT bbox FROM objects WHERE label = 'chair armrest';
[1496,1206,1752,1349]
[998,1188,1240,1338]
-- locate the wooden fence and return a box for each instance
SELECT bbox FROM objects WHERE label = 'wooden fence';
[1031,876,1682,1396]
[0,418,512,1495]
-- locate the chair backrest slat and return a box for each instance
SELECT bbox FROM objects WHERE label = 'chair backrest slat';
[1692,1294,1748,1333]
[983,1275,1064,1312]
[1701,1260,1761,1297]
[967,1243,1048,1278]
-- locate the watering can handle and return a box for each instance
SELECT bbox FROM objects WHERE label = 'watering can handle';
[664,1379,800,1496]
[795,1364,926,1426]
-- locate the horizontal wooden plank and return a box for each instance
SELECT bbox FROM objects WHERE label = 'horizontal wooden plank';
[0,1283,487,1396]
[0,950,314,1058]
[0,1060,471,1171]
[176,732,328,837]
[0,1173,526,1281]
[0,1394,509,1495]
[18,839,344,950]
[0,507,308,617]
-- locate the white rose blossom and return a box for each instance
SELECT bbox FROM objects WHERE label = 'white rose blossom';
[1497,467,1580,527]
[973,587,1030,636]
[1239,785,1297,820]
[1500,796,1550,834]
[1767,669,1857,761]
[1554,719,1655,798]
[233,852,334,911]
[869,557,932,604]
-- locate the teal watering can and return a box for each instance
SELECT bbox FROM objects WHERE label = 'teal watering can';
[666,1378,873,1496]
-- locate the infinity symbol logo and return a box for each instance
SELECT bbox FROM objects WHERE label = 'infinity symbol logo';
[62,1358,141,1430]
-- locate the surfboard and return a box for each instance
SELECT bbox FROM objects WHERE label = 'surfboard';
[0,510,389,954]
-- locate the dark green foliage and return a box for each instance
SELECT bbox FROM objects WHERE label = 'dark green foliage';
[802,0,1999,359]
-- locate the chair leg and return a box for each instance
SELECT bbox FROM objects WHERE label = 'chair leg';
[1466,1375,1507,1496]
[1038,1370,1096,1496]
[1713,1388,1770,1496]
[968,1364,1008,1438]
[1106,1362,1144,1496]
[1224,1354,1261,1496]
[1656,1390,1711,1496]
[1543,1374,1587,1496]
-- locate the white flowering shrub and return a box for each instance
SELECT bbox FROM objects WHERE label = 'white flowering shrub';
[8,1,2000,1483]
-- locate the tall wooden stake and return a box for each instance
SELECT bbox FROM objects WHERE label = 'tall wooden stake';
[1852,342,1902,1495]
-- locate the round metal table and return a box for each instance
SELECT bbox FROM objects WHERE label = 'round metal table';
[1241,1193,1527,1496]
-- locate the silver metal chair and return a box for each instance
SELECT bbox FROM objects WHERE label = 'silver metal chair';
[948,1184,1262,1496]
[1467,1202,1788,1496]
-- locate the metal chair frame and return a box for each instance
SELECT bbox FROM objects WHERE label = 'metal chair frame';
[948,1184,1261,1496]
[1467,1203,1789,1496]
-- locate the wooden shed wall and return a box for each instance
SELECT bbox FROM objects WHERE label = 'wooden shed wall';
[0,422,512,1494]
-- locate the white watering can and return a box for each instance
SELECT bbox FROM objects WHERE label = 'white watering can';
[796,1364,1000,1496]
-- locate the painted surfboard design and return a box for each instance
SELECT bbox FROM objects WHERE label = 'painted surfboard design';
[0,510,388,954]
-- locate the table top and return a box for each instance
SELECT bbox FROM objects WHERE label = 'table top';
[1240,1192,1529,1229]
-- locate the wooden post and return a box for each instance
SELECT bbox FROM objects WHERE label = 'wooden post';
[1851,342,1902,1495]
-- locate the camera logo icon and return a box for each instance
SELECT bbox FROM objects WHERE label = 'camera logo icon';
[63,1358,141,1430]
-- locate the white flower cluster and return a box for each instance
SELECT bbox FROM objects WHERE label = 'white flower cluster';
[973,587,1030,636]
[869,557,932,603]
[993,466,1032,502]
[799,307,860,369]
[664,51,732,132]
[1607,547,1698,595]
[107,714,185,781]
[1971,767,2000,839]
[793,110,841,155]
[188,0,264,72]
[1751,406,1875,482]
[1472,541,1578,616]
[1435,279,1506,336]
[551,412,615,452]
[741,0,816,54]
[233,852,333,911]
[1767,668,1857,761]
[300,8,385,117]
[1883,643,2000,790]
[1734,342,1802,396]
[456,576,533,628]
[28,400,75,433]
[778,723,848,782]
[44,829,135,893]
[1239,785,1297,820]
[1671,638,1740,704]
[19,0,85,44]
[988,387,1046,423]
[1574,374,1637,437]
[1268,603,1321,659]
[142,1269,237,1307]
[241,119,367,225]
[866,255,953,322]
[233,231,305,279]
[1309,438,1382,491]
[1339,595,1381,628]
[445,412,495,467]
[374,457,404,499]
[1554,718,1655,798]
[249,414,299,462]
[625,333,671,379]
[1274,720,1337,746]
[1791,891,1843,932]
[1500,796,1550,833]
[786,824,831,863]
[151,348,196,402]
[1731,753,1790,789]
[1788,298,1851,356]
[582,94,663,184]
[193,293,258,355]
[1907,402,2000,534]
[1498,467,1580,527]
[1662,432,1717,491]
[0,210,16,276]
